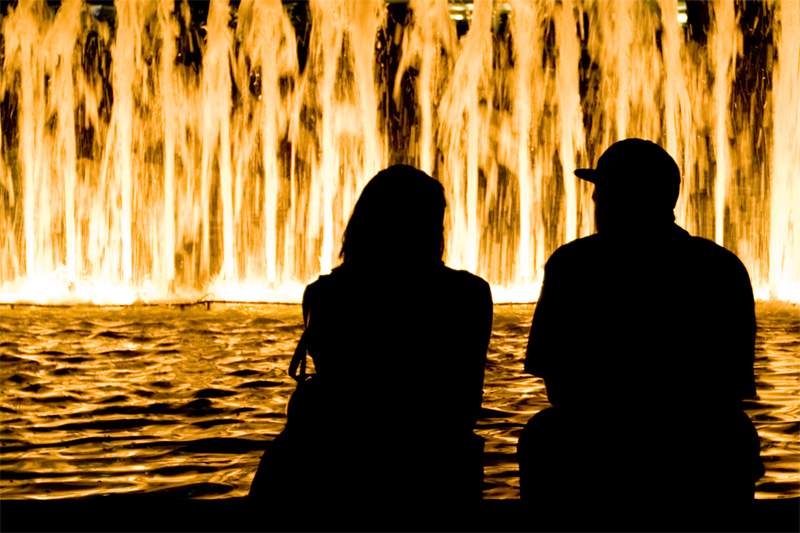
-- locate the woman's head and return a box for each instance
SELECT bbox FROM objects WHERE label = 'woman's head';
[340,165,446,268]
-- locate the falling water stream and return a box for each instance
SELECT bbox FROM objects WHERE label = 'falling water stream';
[0,0,797,304]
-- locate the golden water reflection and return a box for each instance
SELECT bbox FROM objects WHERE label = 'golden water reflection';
[0,302,797,499]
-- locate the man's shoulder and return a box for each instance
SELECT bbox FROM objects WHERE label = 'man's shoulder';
[682,234,750,273]
[685,233,738,256]
[545,234,602,268]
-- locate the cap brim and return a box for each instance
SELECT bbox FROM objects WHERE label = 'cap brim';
[574,168,598,183]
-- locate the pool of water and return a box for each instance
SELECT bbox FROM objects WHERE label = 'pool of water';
[1,302,797,500]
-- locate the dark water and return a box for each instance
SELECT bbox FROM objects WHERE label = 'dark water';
[0,303,797,500]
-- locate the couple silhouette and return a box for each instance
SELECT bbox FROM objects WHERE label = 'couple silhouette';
[249,139,763,527]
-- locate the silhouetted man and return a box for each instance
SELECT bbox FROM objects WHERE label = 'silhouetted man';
[518,139,764,528]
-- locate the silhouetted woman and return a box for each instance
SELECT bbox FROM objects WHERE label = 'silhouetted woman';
[250,165,492,518]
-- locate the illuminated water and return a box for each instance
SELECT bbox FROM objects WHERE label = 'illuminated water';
[1,0,798,304]
[1,302,797,500]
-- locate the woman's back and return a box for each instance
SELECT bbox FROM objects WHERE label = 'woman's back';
[304,264,491,439]
[296,264,491,505]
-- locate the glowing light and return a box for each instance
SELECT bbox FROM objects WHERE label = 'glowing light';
[0,0,796,305]
[0,270,141,305]
[489,281,543,305]
[206,277,306,304]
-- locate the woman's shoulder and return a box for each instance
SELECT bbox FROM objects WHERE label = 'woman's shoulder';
[304,271,333,291]
[441,265,486,282]
[440,266,492,298]
[301,271,343,317]
[302,267,370,308]
[302,271,339,304]
[303,264,491,303]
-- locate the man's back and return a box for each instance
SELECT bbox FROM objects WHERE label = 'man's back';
[526,223,756,413]
[519,223,763,522]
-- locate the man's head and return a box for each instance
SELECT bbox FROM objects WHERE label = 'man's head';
[575,138,680,232]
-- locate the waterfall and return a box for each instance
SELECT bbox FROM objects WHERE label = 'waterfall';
[0,0,797,303]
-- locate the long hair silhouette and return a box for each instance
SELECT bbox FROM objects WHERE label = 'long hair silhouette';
[339,164,445,268]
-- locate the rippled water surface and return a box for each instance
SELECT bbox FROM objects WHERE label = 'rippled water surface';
[1,302,797,500]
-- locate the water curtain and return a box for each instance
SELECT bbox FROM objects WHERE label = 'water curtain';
[0,0,797,303]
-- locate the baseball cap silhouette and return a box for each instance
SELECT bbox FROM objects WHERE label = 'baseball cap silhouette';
[575,138,681,210]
